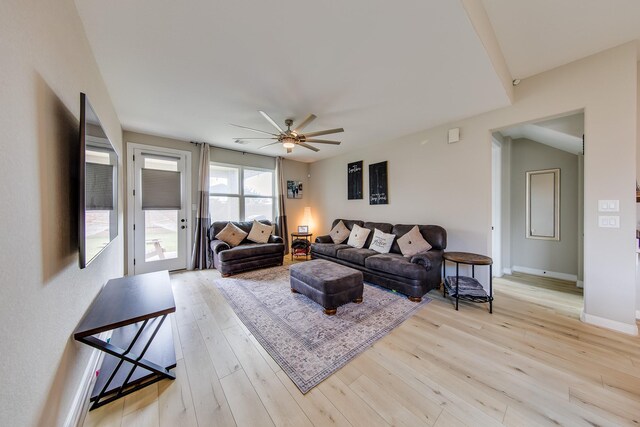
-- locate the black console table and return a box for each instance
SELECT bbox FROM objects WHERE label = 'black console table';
[74,270,176,410]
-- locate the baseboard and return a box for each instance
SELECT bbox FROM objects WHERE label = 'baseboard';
[511,265,577,282]
[580,310,638,336]
[64,332,109,427]
[576,280,584,288]
[503,268,513,275]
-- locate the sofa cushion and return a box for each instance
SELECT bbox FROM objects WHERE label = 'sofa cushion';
[368,228,396,254]
[247,220,272,244]
[365,253,428,281]
[329,220,350,244]
[397,225,432,257]
[218,242,283,262]
[215,222,248,247]
[391,224,446,253]
[336,247,378,265]
[347,224,370,248]
[362,222,393,248]
[311,243,350,258]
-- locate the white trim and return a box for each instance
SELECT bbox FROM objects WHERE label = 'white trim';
[503,268,513,275]
[511,265,577,282]
[63,332,109,427]
[576,280,584,288]
[126,143,192,274]
[580,310,638,336]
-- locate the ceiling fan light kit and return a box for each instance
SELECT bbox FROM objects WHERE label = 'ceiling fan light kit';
[231,111,344,153]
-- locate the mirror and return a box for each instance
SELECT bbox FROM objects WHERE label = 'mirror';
[526,168,560,240]
[79,93,118,268]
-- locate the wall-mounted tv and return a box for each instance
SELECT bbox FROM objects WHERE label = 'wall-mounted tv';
[79,93,118,268]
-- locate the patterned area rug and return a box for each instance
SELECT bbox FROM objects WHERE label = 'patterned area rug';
[213,264,430,393]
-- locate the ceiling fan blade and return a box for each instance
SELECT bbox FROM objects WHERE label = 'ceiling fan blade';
[304,139,341,145]
[302,127,344,138]
[286,148,293,154]
[297,142,320,152]
[258,141,281,149]
[233,137,277,140]
[259,111,285,134]
[293,114,317,133]
[230,123,278,136]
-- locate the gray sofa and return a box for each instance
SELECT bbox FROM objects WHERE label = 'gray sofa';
[311,219,447,301]
[208,220,285,276]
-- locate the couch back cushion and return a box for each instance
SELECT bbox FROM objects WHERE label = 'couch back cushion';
[211,220,273,244]
[362,222,393,248]
[331,219,364,232]
[390,224,447,253]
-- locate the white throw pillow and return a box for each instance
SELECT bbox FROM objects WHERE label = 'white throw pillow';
[329,220,350,244]
[215,222,248,247]
[397,225,432,257]
[368,228,395,254]
[347,224,370,249]
[247,220,272,244]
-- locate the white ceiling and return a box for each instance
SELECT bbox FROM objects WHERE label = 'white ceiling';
[74,0,510,162]
[481,0,640,79]
[499,113,584,155]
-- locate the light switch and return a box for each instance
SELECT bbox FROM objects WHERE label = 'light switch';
[598,200,619,212]
[599,215,620,228]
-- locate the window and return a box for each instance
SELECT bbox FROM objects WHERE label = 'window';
[209,163,275,223]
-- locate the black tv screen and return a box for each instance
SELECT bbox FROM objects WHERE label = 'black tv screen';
[79,93,118,268]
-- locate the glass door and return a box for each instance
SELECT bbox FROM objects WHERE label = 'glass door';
[133,148,188,274]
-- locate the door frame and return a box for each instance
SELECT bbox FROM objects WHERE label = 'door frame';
[126,143,192,275]
[491,138,503,277]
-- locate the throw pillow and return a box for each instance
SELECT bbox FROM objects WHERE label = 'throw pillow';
[397,225,432,257]
[347,224,370,249]
[368,228,395,254]
[329,220,350,244]
[247,220,272,244]
[215,222,248,247]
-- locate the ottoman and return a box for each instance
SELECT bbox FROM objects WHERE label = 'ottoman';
[290,259,364,315]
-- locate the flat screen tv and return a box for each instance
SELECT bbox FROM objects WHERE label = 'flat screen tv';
[79,93,118,268]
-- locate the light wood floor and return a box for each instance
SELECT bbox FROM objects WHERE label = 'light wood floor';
[84,265,640,427]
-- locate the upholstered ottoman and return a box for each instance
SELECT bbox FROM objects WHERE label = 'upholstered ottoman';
[290,259,364,315]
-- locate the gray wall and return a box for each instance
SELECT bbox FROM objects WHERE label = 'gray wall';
[0,1,124,425]
[509,138,581,277]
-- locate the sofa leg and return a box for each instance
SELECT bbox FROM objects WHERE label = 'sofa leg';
[291,288,299,294]
[353,297,363,304]
[408,296,422,303]
[324,308,337,315]
[222,273,232,278]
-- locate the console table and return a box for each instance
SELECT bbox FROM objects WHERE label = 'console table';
[442,252,493,313]
[74,270,176,410]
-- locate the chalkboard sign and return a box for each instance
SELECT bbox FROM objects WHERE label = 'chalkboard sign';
[347,160,363,200]
[369,161,388,205]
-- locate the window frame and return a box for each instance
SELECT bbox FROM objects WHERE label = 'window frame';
[209,161,275,222]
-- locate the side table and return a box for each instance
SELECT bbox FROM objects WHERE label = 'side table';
[442,252,493,313]
[291,232,313,260]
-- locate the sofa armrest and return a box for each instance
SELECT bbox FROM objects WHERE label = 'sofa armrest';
[269,235,284,244]
[210,239,230,254]
[315,235,332,243]
[410,251,440,270]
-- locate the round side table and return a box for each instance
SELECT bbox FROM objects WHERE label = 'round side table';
[442,251,493,313]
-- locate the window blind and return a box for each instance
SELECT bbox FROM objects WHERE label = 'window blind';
[86,163,114,210]
[141,168,181,210]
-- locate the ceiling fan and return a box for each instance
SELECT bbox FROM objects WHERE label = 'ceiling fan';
[231,111,344,153]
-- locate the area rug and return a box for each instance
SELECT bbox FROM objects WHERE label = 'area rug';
[213,264,430,393]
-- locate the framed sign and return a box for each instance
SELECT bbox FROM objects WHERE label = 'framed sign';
[297,225,309,234]
[369,161,388,205]
[347,160,363,200]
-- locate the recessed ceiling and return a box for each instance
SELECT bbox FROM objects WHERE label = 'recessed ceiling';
[74,0,510,162]
[482,0,640,79]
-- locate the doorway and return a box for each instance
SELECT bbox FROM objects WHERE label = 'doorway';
[127,144,191,274]
[491,111,584,293]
